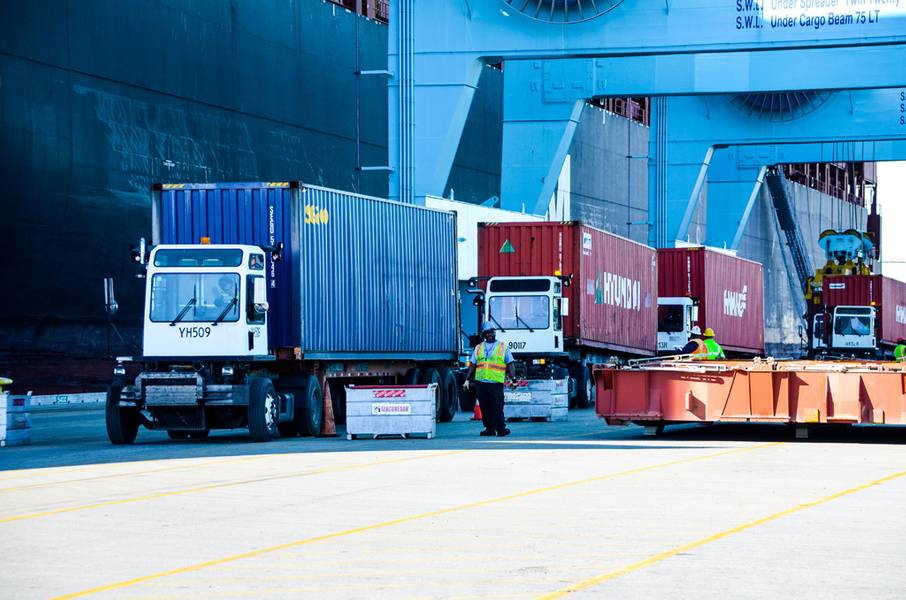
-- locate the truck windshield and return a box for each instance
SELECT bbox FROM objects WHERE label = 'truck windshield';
[833,315,872,336]
[150,273,240,323]
[489,296,549,330]
[658,305,685,333]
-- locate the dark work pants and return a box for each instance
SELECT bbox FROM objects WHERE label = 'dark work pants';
[476,381,506,433]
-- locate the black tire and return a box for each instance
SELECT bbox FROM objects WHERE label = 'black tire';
[299,375,324,436]
[248,377,279,442]
[106,383,139,445]
[167,430,190,440]
[421,368,443,421]
[458,369,476,412]
[438,369,458,423]
[403,368,421,386]
[574,365,595,409]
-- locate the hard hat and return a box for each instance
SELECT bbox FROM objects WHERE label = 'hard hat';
[898,337,905,344]
[481,322,496,333]
[703,327,715,338]
[690,326,702,336]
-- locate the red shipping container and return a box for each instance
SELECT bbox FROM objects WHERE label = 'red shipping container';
[657,247,764,354]
[478,222,657,355]
[822,275,906,343]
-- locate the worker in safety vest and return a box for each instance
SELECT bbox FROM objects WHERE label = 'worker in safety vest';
[464,322,516,437]
[895,338,906,362]
[680,326,709,359]
[702,328,726,360]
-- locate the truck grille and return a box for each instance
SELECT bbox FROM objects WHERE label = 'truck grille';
[138,373,202,406]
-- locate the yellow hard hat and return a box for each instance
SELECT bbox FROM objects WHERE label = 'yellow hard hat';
[703,327,715,338]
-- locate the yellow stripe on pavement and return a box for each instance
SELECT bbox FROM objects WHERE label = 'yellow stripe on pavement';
[53,442,780,599]
[538,466,906,599]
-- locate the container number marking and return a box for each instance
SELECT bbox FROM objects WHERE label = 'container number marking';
[179,326,212,339]
[305,205,330,225]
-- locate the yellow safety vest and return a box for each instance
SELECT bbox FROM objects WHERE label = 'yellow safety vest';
[475,342,507,383]
[703,338,726,360]
[895,344,906,362]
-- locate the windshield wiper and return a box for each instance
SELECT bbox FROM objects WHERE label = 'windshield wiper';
[514,306,534,333]
[170,296,197,326]
[212,297,238,326]
[489,314,506,332]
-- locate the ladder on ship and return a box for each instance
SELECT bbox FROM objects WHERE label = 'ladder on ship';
[765,169,813,292]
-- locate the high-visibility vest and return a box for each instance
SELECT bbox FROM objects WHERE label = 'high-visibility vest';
[688,339,708,359]
[704,338,726,360]
[895,344,906,362]
[475,342,507,383]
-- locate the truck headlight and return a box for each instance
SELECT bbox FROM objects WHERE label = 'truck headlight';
[221,365,234,377]
[113,364,126,377]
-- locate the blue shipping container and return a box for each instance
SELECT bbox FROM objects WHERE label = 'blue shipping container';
[153,182,459,360]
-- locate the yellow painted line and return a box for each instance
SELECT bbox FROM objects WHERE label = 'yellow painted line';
[0,454,273,493]
[53,442,780,599]
[0,450,465,525]
[538,466,906,599]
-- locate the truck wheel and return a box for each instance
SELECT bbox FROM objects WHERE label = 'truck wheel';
[248,377,280,442]
[421,368,442,421]
[106,383,139,445]
[298,375,324,437]
[438,369,458,423]
[574,366,595,409]
[403,368,421,386]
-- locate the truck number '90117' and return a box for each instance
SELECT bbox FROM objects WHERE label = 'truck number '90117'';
[179,326,212,339]
[507,341,526,350]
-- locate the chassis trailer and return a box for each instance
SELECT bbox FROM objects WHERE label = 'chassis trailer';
[106,182,460,444]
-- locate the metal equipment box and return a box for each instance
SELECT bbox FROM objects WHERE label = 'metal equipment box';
[504,379,568,422]
[345,385,437,439]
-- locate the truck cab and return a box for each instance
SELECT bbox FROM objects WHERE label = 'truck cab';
[829,306,877,355]
[143,244,271,358]
[483,276,567,359]
[657,297,699,354]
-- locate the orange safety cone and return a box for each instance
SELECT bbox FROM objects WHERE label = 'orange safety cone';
[472,398,482,421]
[318,371,338,437]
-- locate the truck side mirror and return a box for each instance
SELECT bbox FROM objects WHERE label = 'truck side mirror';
[560,298,569,316]
[253,277,269,313]
[691,306,699,323]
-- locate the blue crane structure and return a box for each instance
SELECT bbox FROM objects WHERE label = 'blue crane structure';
[386,0,906,249]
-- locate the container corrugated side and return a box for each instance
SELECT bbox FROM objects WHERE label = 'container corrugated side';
[299,185,458,358]
[155,182,299,349]
[657,247,764,354]
[155,182,459,359]
[478,222,656,355]
[576,225,657,355]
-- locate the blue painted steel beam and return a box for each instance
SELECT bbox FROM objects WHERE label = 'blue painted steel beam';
[390,0,906,204]
[501,54,906,215]
[651,89,906,248]
[501,60,585,213]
